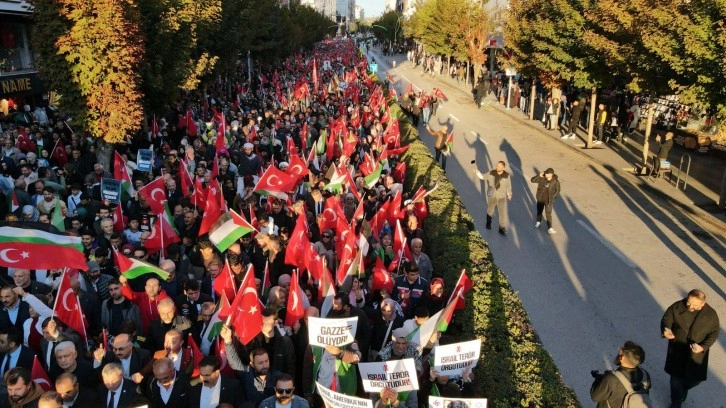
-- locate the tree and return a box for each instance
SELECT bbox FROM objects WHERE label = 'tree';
[460,3,490,86]
[33,0,145,144]
[372,11,401,43]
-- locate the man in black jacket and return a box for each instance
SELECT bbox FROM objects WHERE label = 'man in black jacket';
[590,341,650,408]
[190,356,242,408]
[0,326,36,375]
[55,373,100,408]
[0,287,31,336]
[92,333,150,385]
[530,168,561,235]
[661,289,720,408]
[144,358,192,408]
[99,362,146,408]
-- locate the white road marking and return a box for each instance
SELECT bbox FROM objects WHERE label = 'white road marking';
[399,75,421,91]
[449,114,460,122]
[577,219,637,268]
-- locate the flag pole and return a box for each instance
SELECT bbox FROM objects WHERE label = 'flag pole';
[159,212,164,260]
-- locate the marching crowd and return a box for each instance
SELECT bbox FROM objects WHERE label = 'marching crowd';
[0,38,479,408]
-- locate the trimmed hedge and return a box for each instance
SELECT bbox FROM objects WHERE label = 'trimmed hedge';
[393,104,580,407]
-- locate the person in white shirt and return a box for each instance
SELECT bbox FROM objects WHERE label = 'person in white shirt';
[147,358,191,407]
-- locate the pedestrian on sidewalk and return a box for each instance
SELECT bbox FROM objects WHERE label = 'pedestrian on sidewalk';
[474,80,486,109]
[562,100,582,140]
[590,341,651,408]
[651,131,674,177]
[530,168,560,234]
[661,289,720,408]
[549,98,560,130]
[594,103,608,144]
[427,124,449,172]
[473,161,512,235]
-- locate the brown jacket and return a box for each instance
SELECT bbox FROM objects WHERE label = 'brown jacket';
[9,382,43,408]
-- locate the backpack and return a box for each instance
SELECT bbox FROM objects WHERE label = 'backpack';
[612,368,651,408]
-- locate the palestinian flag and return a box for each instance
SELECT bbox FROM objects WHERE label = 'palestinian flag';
[113,151,135,199]
[323,172,346,195]
[51,201,65,232]
[207,291,230,340]
[317,129,327,155]
[208,210,255,252]
[0,222,86,270]
[364,161,384,188]
[114,250,169,280]
[446,131,454,152]
[7,190,18,213]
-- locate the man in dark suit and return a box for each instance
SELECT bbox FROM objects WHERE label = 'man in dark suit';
[55,372,101,408]
[92,333,150,385]
[190,356,242,408]
[165,179,182,210]
[144,357,192,408]
[190,302,217,356]
[0,326,36,376]
[40,318,81,376]
[99,362,146,408]
[0,286,32,335]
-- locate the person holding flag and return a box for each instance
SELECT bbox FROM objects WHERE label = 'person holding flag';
[426,124,450,172]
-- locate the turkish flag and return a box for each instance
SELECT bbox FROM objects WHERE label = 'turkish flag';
[285,271,305,327]
[388,145,410,157]
[387,190,404,227]
[213,260,237,301]
[390,219,412,271]
[288,153,309,179]
[383,120,400,148]
[229,265,262,345]
[144,213,180,252]
[51,138,68,167]
[319,196,345,233]
[198,187,222,236]
[248,203,259,232]
[216,337,235,377]
[31,356,52,391]
[449,269,474,310]
[335,233,356,286]
[285,213,310,271]
[217,291,233,320]
[372,256,394,293]
[137,177,167,215]
[392,162,407,183]
[112,204,125,234]
[53,271,87,339]
[190,178,207,210]
[303,245,324,282]
[433,87,448,101]
[253,165,299,199]
[404,83,414,96]
[360,152,376,176]
[369,199,390,238]
[381,107,391,125]
[185,333,204,378]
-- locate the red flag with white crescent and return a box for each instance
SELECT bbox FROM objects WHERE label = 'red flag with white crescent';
[285,270,305,327]
[137,177,167,215]
[52,271,87,340]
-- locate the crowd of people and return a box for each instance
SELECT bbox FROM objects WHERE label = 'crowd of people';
[0,37,480,408]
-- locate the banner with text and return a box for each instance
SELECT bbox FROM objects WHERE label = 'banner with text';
[358,359,419,392]
[433,339,481,378]
[429,396,488,408]
[101,178,121,204]
[307,316,358,347]
[137,149,154,172]
[316,381,372,408]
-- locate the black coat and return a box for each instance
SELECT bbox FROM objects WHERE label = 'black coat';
[174,293,213,323]
[68,387,101,408]
[0,345,36,373]
[530,174,561,205]
[98,378,143,408]
[189,375,243,408]
[657,138,674,159]
[144,371,192,408]
[96,348,151,380]
[661,299,720,381]
[0,300,32,335]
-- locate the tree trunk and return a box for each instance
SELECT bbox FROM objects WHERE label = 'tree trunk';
[466,62,470,87]
[641,103,656,173]
[586,87,597,148]
[96,138,114,171]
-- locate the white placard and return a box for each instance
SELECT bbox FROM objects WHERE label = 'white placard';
[307,316,358,347]
[433,339,481,378]
[317,381,373,408]
[429,396,488,408]
[358,359,419,392]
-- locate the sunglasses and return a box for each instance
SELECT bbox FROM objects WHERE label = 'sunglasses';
[322,235,332,239]
[275,388,294,394]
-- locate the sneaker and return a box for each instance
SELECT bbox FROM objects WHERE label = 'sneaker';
[560,134,569,139]
[623,137,628,142]
[568,134,576,139]
[535,222,541,228]
[547,228,556,234]
[594,140,603,145]
[498,227,506,235]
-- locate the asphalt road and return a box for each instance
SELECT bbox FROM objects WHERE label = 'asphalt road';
[373,51,726,407]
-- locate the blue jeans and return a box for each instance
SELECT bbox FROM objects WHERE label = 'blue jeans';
[422,108,431,125]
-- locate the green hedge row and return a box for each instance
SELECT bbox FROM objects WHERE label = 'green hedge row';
[393,104,581,407]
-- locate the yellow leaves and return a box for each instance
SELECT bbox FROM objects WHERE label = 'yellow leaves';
[180,53,219,91]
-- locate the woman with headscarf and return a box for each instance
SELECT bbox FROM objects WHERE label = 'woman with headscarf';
[21,205,39,222]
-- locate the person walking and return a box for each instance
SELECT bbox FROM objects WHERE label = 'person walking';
[590,341,651,408]
[594,103,608,144]
[473,161,512,235]
[661,289,720,408]
[530,168,560,234]
[651,131,674,177]
[427,124,449,172]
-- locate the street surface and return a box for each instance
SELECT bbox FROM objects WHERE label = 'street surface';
[372,50,726,407]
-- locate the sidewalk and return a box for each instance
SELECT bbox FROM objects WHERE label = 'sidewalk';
[373,50,726,233]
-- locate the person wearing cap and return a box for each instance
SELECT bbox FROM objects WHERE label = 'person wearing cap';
[530,168,561,234]
[238,142,262,177]
[82,261,113,301]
